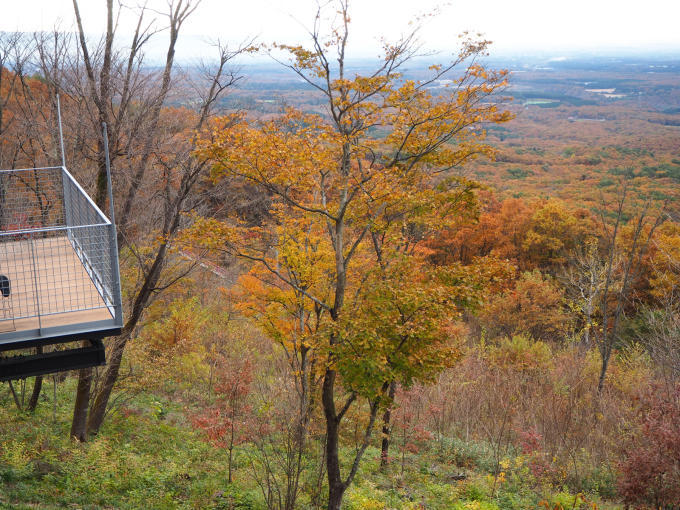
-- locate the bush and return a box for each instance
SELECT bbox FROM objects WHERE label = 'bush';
[213,484,258,510]
[618,384,680,507]
[547,491,586,509]
[505,167,534,179]
[437,437,496,473]
[345,481,387,510]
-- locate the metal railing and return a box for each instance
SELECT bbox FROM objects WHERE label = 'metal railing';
[0,166,122,338]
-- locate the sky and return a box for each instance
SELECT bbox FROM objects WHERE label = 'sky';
[0,0,679,62]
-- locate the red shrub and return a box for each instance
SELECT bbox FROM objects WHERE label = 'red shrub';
[618,384,680,508]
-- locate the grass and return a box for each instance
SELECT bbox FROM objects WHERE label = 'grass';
[0,380,237,509]
[0,379,624,509]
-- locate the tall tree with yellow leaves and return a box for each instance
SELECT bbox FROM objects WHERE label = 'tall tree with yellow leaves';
[190,2,511,507]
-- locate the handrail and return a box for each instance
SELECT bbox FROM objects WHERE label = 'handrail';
[0,223,110,237]
[0,166,63,174]
[0,166,111,227]
[60,166,111,225]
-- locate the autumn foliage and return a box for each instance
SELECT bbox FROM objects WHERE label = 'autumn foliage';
[618,384,680,508]
[3,1,680,509]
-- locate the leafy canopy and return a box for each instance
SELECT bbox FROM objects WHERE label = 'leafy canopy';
[187,16,512,400]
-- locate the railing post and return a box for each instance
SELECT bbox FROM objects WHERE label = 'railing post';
[102,123,115,224]
[108,223,123,327]
[57,95,73,239]
[28,233,42,333]
[102,122,122,327]
[62,169,73,238]
[56,94,66,169]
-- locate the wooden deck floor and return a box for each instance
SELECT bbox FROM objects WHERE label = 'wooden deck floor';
[0,236,112,334]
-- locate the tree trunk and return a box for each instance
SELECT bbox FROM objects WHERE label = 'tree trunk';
[87,217,173,435]
[228,445,233,484]
[26,346,44,412]
[322,369,347,510]
[86,334,129,435]
[380,380,397,470]
[597,350,610,394]
[327,486,345,510]
[27,375,43,412]
[8,380,22,410]
[71,363,93,441]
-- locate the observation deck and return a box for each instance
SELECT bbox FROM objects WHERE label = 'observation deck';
[0,166,122,379]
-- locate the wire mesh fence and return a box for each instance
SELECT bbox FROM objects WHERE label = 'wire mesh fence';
[0,167,121,337]
[0,167,65,231]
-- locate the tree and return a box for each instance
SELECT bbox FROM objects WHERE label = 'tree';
[647,221,680,301]
[561,240,610,348]
[190,3,512,507]
[594,179,664,392]
[234,270,324,510]
[642,299,680,383]
[1,4,248,439]
[480,270,570,341]
[193,357,254,484]
[641,224,680,381]
[423,196,596,273]
[55,0,249,440]
[67,0,198,440]
[522,199,594,272]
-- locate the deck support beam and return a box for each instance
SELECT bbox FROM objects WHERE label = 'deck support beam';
[0,339,106,381]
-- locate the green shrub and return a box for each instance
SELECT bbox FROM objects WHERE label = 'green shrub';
[505,167,534,179]
[213,484,259,510]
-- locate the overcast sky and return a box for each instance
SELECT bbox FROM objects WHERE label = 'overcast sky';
[1,0,679,61]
